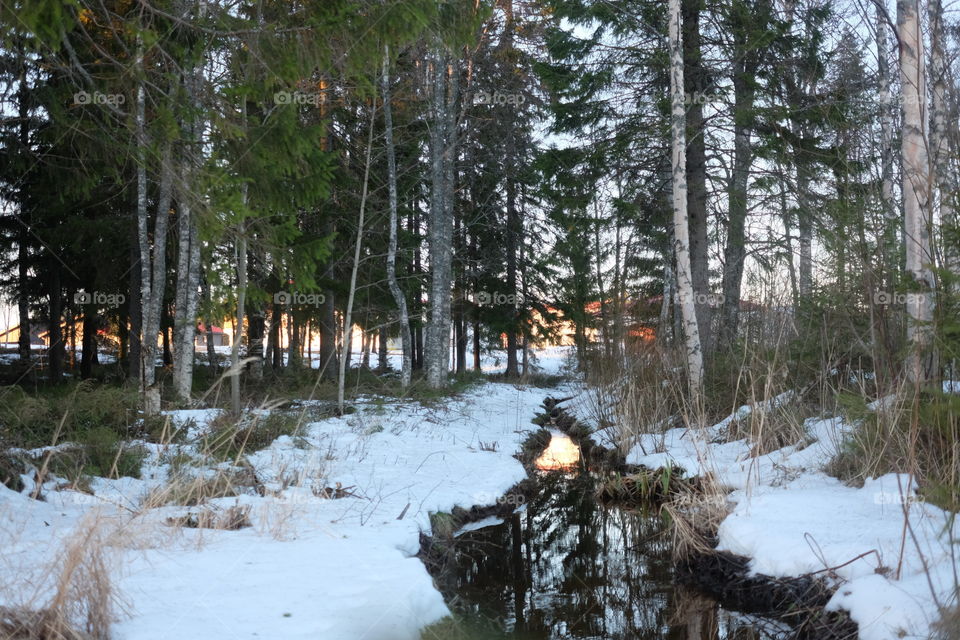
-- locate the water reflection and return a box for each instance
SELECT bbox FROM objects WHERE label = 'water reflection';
[534,433,581,471]
[432,471,784,639]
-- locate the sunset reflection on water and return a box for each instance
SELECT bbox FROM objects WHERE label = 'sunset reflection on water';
[534,433,581,471]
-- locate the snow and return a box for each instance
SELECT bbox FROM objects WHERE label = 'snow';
[623,395,960,640]
[0,380,557,640]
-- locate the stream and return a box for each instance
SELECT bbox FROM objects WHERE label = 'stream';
[429,433,788,639]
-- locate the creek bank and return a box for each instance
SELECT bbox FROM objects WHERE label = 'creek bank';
[540,395,859,640]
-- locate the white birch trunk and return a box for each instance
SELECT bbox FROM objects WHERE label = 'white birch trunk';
[669,0,704,405]
[172,190,201,402]
[929,0,957,282]
[231,223,247,416]
[898,0,936,382]
[877,6,896,223]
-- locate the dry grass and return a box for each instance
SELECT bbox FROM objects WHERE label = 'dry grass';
[727,398,812,457]
[661,476,730,561]
[1,513,124,640]
[933,601,960,640]
[578,344,682,455]
[140,465,261,509]
[823,380,960,510]
[166,504,252,531]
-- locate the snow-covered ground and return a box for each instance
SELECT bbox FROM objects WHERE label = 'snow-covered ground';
[621,393,960,640]
[0,380,561,639]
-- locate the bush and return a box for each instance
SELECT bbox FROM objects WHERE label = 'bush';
[827,390,960,510]
[0,381,139,448]
[42,428,147,481]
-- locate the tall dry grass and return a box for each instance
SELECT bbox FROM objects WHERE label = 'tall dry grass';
[1,512,125,640]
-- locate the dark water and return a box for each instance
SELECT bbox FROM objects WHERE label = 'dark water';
[431,457,785,639]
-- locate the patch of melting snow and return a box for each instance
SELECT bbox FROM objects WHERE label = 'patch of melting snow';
[617,388,959,640]
[0,375,575,640]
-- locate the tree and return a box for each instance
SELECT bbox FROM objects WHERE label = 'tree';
[382,48,413,388]
[669,0,704,405]
[424,46,460,389]
[897,0,935,383]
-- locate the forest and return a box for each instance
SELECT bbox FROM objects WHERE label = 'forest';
[0,0,958,639]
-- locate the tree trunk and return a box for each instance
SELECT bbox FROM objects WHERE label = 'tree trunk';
[338,103,376,413]
[202,276,217,374]
[162,316,173,366]
[877,6,896,224]
[382,49,413,387]
[172,192,201,401]
[139,140,174,413]
[231,230,247,415]
[670,0,705,405]
[15,60,30,366]
[127,214,142,381]
[80,310,97,379]
[719,17,755,351]
[425,48,458,389]
[929,0,957,282]
[377,325,388,372]
[412,204,424,371]
[270,302,283,370]
[47,268,64,383]
[360,328,371,369]
[288,310,301,369]
[898,0,935,383]
[681,0,711,354]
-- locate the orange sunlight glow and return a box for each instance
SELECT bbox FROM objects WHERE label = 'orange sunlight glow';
[534,434,581,471]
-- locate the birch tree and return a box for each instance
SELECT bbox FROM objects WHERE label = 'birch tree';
[897,0,936,383]
[669,0,705,405]
[929,0,957,281]
[382,48,412,388]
